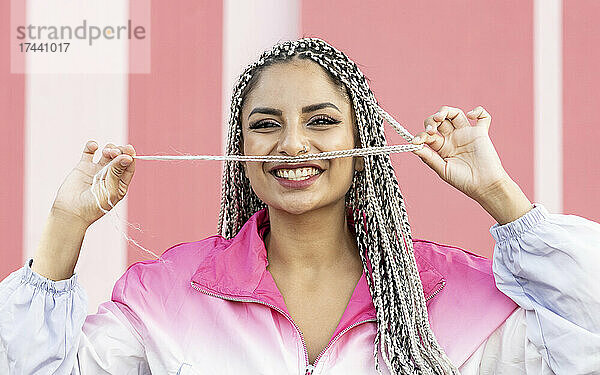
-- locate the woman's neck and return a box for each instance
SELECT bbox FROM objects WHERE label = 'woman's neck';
[264,201,361,278]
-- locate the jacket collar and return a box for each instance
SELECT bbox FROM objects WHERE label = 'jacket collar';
[191,208,445,338]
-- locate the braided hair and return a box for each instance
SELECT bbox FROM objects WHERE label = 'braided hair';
[217,37,458,375]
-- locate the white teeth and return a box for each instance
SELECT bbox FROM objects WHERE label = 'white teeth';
[273,167,321,181]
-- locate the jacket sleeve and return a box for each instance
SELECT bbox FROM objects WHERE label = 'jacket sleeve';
[459,307,555,375]
[0,259,151,374]
[490,203,600,374]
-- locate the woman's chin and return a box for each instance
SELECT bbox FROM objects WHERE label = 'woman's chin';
[267,199,324,216]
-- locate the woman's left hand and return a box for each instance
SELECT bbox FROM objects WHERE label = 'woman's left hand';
[412,105,533,224]
[411,105,513,202]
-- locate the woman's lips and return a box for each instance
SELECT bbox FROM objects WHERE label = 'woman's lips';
[271,170,323,189]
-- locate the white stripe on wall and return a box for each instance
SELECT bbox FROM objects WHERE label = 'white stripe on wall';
[222,0,300,148]
[24,0,129,313]
[534,0,563,213]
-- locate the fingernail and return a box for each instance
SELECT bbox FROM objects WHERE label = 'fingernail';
[120,157,132,167]
[413,136,421,143]
[425,125,433,132]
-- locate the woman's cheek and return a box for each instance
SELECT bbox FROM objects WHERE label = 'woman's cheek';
[245,164,267,192]
[329,159,355,190]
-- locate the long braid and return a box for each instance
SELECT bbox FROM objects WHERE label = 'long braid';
[218,38,458,375]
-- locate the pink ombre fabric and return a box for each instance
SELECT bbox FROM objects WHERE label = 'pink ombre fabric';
[109,208,517,373]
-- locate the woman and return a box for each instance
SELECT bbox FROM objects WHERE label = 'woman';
[1,38,598,374]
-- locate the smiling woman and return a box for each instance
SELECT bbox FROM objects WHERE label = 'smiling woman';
[1,37,599,375]
[219,40,459,373]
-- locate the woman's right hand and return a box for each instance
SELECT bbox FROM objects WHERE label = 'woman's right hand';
[51,140,136,228]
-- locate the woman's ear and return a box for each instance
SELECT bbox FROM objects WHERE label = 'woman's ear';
[353,123,364,171]
[240,142,248,178]
[354,156,364,172]
[239,140,248,177]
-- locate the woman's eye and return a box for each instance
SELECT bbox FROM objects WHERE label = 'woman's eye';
[309,116,341,126]
[249,120,280,130]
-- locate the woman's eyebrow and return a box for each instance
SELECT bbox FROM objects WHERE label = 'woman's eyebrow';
[302,102,340,113]
[248,107,282,119]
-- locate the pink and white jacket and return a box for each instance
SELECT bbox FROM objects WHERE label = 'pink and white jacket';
[1,203,599,374]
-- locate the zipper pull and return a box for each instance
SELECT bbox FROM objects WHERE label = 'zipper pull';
[305,364,315,374]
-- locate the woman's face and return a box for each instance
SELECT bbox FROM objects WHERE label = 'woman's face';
[240,58,362,215]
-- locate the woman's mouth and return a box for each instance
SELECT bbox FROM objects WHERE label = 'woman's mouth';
[270,166,324,189]
[272,166,322,181]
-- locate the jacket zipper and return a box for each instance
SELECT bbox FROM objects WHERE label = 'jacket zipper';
[192,279,445,374]
[309,280,445,373]
[307,318,377,374]
[308,280,445,374]
[191,281,312,372]
[425,280,446,302]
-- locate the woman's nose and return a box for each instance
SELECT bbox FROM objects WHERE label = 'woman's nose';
[277,125,309,156]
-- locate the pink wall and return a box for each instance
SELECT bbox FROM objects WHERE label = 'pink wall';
[127,0,223,265]
[3,0,599,278]
[563,0,600,222]
[302,0,534,257]
[0,0,25,278]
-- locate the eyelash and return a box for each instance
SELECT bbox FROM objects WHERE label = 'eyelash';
[249,115,341,129]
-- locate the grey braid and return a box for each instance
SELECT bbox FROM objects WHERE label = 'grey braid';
[218,37,458,375]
